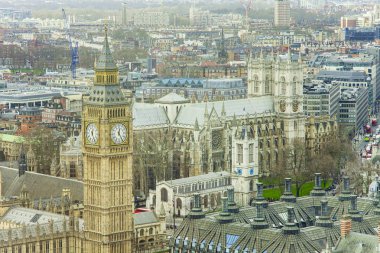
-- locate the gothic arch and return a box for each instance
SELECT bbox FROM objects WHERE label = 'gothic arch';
[292,76,297,96]
[204,195,208,208]
[265,75,270,94]
[249,180,254,192]
[176,198,182,209]
[281,76,286,95]
[161,188,168,202]
[210,194,216,207]
[253,75,259,93]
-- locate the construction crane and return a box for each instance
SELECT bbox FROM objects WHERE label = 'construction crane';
[62,9,79,79]
[240,0,253,28]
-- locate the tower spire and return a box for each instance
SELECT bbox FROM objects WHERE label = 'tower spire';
[95,25,117,71]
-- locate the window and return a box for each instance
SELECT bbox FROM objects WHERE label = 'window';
[249,180,254,192]
[69,161,76,178]
[265,75,270,94]
[253,75,259,93]
[237,144,243,163]
[204,195,208,208]
[176,198,182,209]
[281,77,286,95]
[249,144,254,163]
[292,77,297,95]
[161,188,168,202]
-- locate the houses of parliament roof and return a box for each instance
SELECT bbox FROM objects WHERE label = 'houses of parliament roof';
[170,174,380,253]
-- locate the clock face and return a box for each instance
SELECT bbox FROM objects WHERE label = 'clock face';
[111,123,127,144]
[249,168,254,175]
[86,123,99,144]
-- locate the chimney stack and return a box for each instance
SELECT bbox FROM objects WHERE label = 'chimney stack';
[287,206,295,224]
[315,173,321,189]
[227,187,234,204]
[227,187,239,213]
[316,199,333,228]
[340,215,352,238]
[285,178,291,193]
[194,193,201,209]
[321,199,328,217]
[343,176,350,193]
[217,197,233,224]
[281,178,296,203]
[339,176,352,201]
[188,193,205,219]
[283,206,300,234]
[311,173,326,197]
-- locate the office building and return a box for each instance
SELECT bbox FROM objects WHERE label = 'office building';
[274,0,290,27]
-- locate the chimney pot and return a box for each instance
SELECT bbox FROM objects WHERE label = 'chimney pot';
[340,215,352,238]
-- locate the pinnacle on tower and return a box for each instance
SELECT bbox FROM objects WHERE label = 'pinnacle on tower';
[194,118,199,131]
[204,103,209,118]
[95,25,117,71]
[221,101,226,116]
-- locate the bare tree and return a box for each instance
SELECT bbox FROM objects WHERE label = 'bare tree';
[25,127,65,175]
[272,138,312,197]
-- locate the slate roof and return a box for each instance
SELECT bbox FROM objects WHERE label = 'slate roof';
[175,96,274,127]
[0,207,84,241]
[0,166,83,201]
[163,171,230,187]
[87,85,127,106]
[133,211,158,226]
[155,93,189,104]
[133,103,169,128]
[333,232,379,253]
[170,181,380,253]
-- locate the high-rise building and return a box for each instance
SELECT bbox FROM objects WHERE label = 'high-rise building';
[122,3,127,26]
[274,0,290,27]
[82,28,133,252]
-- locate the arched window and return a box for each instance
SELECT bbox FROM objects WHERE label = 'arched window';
[161,188,168,202]
[204,195,208,208]
[281,77,286,95]
[140,229,144,236]
[176,198,182,209]
[265,75,270,94]
[152,195,156,206]
[217,192,222,205]
[253,75,259,93]
[149,228,154,235]
[210,194,216,207]
[249,180,254,192]
[292,77,297,96]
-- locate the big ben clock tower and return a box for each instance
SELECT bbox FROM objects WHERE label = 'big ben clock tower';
[82,27,133,253]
